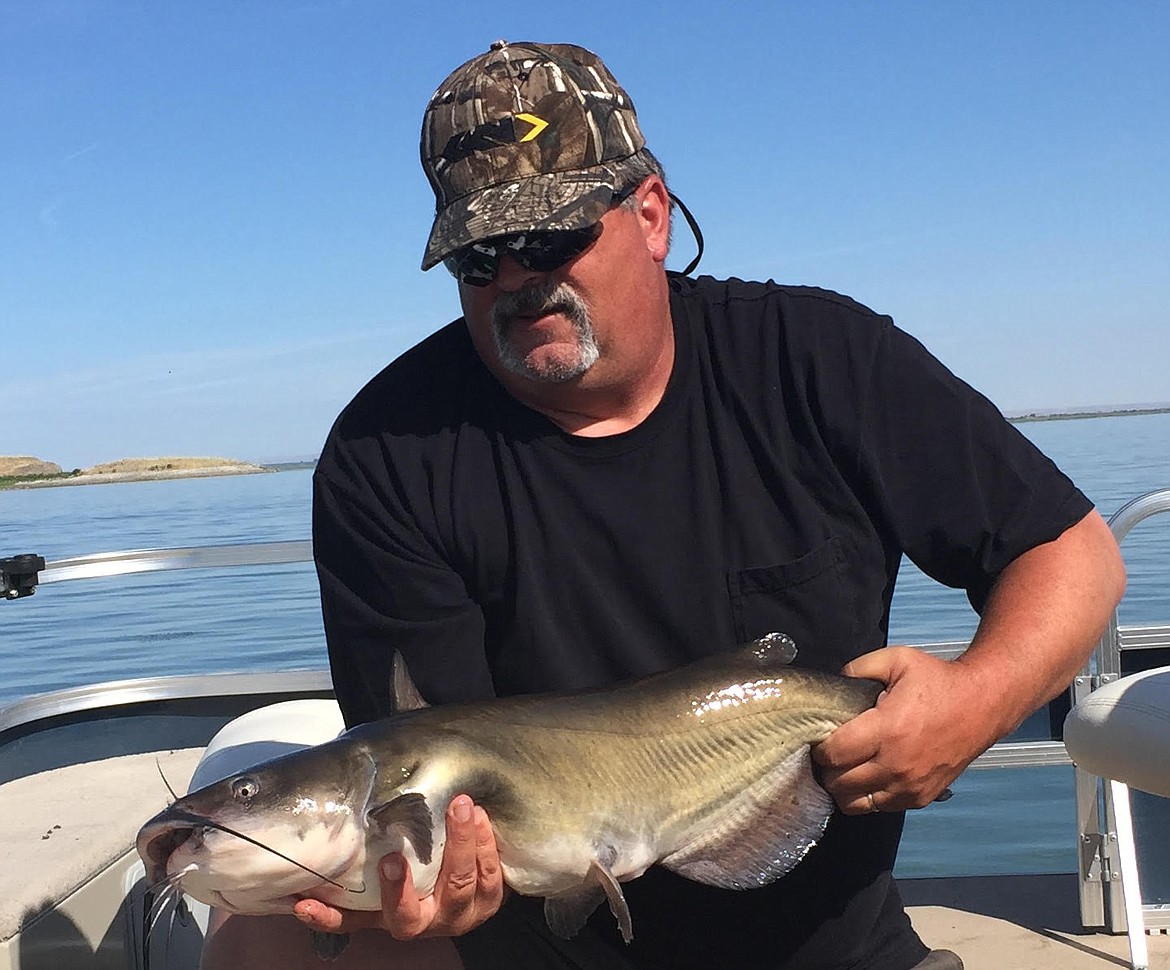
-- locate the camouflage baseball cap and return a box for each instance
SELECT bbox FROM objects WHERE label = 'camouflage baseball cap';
[420,40,646,270]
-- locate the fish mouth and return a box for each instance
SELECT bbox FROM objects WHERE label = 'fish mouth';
[137,810,206,887]
[136,807,351,893]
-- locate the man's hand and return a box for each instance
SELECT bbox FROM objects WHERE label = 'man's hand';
[816,509,1126,816]
[813,646,996,815]
[292,793,504,939]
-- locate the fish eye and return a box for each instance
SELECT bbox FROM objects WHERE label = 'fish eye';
[231,776,260,801]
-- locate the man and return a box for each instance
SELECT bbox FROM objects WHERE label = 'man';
[202,40,1125,970]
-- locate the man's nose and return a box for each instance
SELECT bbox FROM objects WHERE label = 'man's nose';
[492,252,546,292]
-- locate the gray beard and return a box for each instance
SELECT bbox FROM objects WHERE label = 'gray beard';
[490,281,599,383]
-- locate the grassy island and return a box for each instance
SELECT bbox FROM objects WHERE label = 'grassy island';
[0,456,271,490]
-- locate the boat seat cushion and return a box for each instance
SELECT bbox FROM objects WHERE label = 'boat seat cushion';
[1064,665,1170,798]
[187,698,345,791]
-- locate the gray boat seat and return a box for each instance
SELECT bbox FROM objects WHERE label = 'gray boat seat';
[1064,664,1170,970]
[1064,664,1170,799]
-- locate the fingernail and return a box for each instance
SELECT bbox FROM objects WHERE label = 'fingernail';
[452,796,472,823]
[381,855,404,881]
[294,907,315,925]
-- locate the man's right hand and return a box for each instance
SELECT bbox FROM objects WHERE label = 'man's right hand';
[291,793,505,940]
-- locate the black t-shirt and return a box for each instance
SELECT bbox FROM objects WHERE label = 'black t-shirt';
[312,275,1092,969]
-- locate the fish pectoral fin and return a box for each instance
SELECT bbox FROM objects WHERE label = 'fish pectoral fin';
[308,929,351,961]
[543,858,633,944]
[367,792,434,865]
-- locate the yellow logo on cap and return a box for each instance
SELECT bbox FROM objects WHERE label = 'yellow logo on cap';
[515,113,548,142]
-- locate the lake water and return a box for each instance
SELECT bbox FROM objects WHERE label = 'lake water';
[2,411,1169,882]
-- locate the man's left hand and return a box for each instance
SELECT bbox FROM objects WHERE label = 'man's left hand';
[812,646,992,815]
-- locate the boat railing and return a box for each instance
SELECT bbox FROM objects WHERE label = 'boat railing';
[0,538,1074,771]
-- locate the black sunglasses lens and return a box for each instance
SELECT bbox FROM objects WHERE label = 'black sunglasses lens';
[509,226,600,273]
[444,243,498,286]
[445,223,602,285]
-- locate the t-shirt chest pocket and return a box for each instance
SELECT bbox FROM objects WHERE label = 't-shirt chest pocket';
[725,537,859,673]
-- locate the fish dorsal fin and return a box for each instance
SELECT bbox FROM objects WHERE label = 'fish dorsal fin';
[367,792,434,865]
[543,853,634,943]
[659,746,832,889]
[390,652,430,713]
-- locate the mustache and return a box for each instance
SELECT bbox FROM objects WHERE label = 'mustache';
[491,280,586,331]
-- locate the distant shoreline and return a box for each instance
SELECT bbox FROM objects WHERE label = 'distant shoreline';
[1007,405,1170,424]
[11,466,273,489]
[3,467,271,490]
[0,457,313,491]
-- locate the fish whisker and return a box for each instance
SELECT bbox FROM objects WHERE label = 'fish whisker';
[146,878,183,942]
[146,886,173,939]
[154,758,179,802]
[162,809,357,892]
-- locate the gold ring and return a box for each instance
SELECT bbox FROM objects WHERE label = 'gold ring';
[866,792,879,813]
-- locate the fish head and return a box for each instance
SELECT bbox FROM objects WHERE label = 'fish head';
[136,737,378,915]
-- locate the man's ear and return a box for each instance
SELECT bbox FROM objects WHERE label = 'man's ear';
[635,176,671,264]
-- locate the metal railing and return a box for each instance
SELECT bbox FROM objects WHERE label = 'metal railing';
[1076,489,1170,941]
[0,538,1084,770]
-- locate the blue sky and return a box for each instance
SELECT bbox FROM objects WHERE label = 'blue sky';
[2,0,1167,467]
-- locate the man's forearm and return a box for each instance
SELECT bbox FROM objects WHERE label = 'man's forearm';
[818,508,1127,814]
[954,507,1127,741]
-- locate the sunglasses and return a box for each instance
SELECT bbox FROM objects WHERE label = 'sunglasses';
[443,224,602,288]
[443,184,639,287]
